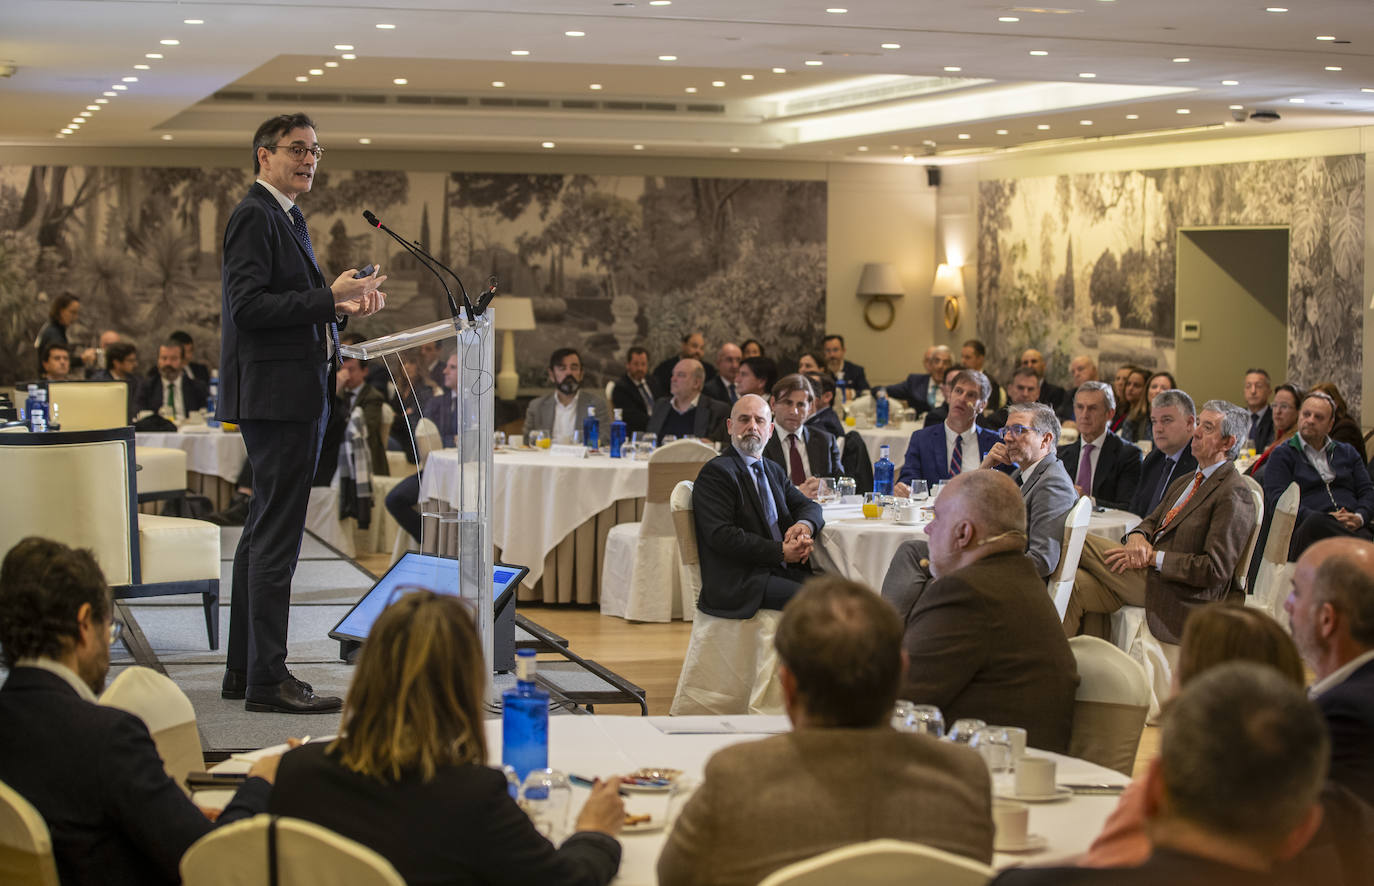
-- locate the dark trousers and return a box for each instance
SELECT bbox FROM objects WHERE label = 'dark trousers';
[1290,512,1374,561]
[228,414,326,688]
[386,473,423,544]
[759,566,814,610]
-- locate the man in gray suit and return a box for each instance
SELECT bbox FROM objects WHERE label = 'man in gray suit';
[980,401,1077,578]
[524,347,610,443]
[657,576,993,886]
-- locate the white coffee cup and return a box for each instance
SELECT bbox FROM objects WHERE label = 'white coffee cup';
[992,799,1030,850]
[1015,755,1057,798]
[894,501,919,525]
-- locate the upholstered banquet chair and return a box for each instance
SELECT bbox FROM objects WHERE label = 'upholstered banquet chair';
[600,439,716,622]
[1111,474,1265,721]
[757,839,992,886]
[1066,636,1151,775]
[99,667,204,796]
[1245,482,1300,629]
[668,480,784,716]
[0,427,220,648]
[1049,496,1093,619]
[0,779,60,886]
[181,815,404,886]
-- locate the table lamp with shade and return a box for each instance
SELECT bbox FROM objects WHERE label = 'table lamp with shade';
[856,262,905,331]
[493,297,536,400]
[930,263,964,331]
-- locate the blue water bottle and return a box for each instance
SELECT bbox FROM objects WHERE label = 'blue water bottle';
[206,372,220,428]
[874,444,894,496]
[502,649,549,784]
[582,406,599,451]
[835,374,848,406]
[23,383,37,429]
[875,389,889,428]
[609,408,627,458]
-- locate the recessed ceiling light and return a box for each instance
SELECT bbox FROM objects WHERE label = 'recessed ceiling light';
[589,83,603,90]
[511,49,530,55]
[805,59,823,66]
[295,76,308,82]
[122,76,138,82]
[95,99,108,104]
[86,105,99,111]
[999,16,1020,22]
[134,64,150,70]
[72,117,84,123]
[491,80,506,87]
[61,128,72,134]
[740,73,754,80]
[376,23,396,29]
[996,129,1009,134]
[650,0,671,4]
[1172,57,1190,63]
[1176,108,1191,114]
[1079,119,1092,125]
[1229,104,1244,109]
[659,55,677,61]
[393,78,408,85]
[826,7,848,13]
[1266,7,1288,12]
[1316,35,1336,41]
[359,138,372,145]
[1029,50,1048,56]
[902,154,916,163]
[334,44,354,51]
[309,69,324,75]
[729,146,741,152]
[957,133,971,139]
[541,141,555,148]
[772,67,787,73]
[1221,79,1239,85]
[565,30,586,37]
[1326,66,1343,71]
[161,134,174,140]
[160,39,180,45]
[857,145,869,151]
[685,86,698,92]
[1079,72,1096,78]
[341,53,356,60]
[1363,88,1374,93]
[1037,123,1050,130]
[145,53,163,59]
[1289,97,1305,103]
[183,18,203,25]
[79,111,92,117]
[102,91,116,96]
[1125,113,1139,119]
[944,66,962,72]
[112,84,128,90]
[325,61,339,67]
[633,144,645,150]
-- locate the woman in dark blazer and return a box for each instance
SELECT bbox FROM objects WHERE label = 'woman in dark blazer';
[269,590,625,886]
[34,293,81,373]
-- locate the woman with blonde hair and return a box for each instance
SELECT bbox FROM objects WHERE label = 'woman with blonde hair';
[270,590,624,885]
[1115,367,1152,443]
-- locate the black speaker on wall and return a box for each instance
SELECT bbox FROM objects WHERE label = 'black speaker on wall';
[926,166,941,188]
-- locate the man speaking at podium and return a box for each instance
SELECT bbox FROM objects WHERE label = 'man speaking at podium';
[218,113,387,713]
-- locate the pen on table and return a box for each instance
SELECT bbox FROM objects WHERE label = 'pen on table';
[570,774,630,796]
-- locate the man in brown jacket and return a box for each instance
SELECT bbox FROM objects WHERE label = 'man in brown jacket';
[657,576,993,886]
[1063,399,1256,645]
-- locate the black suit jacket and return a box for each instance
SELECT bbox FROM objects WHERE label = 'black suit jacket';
[1058,433,1143,510]
[1249,405,1276,452]
[1038,380,1067,412]
[611,373,661,434]
[1316,658,1374,806]
[702,374,740,406]
[0,667,269,886]
[835,360,869,394]
[647,394,730,444]
[270,742,620,886]
[218,182,340,423]
[1129,445,1198,518]
[806,406,846,440]
[991,847,1302,885]
[135,374,209,417]
[692,448,825,618]
[885,373,939,414]
[762,426,842,483]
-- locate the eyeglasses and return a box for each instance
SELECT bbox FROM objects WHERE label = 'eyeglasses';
[264,143,324,160]
[108,619,124,647]
[1000,424,1033,438]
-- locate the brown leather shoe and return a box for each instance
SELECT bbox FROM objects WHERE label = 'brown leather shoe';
[244,677,342,714]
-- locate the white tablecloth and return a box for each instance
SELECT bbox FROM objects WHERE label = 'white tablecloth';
[423,449,648,594]
[207,714,1129,879]
[856,425,916,466]
[814,504,1143,591]
[136,429,247,482]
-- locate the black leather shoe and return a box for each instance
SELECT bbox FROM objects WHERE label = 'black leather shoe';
[285,672,314,694]
[205,495,251,527]
[221,669,247,700]
[245,678,342,714]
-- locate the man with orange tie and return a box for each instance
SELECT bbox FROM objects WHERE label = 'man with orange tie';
[1062,400,1257,647]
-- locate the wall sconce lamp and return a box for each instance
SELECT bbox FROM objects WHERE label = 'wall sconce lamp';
[493,296,536,400]
[856,262,904,330]
[931,263,964,330]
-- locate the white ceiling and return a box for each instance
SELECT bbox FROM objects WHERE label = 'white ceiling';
[3,0,1373,163]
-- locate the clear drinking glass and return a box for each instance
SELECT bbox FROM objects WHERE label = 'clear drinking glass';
[892,701,944,737]
[971,727,1016,794]
[836,477,857,500]
[816,477,837,504]
[946,718,986,744]
[520,769,573,844]
[528,429,549,449]
[908,479,929,500]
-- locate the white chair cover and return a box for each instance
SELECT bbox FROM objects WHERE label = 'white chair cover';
[0,779,60,886]
[1050,496,1093,618]
[305,485,356,558]
[1234,475,1266,594]
[181,815,405,886]
[99,666,203,796]
[46,381,128,431]
[757,838,992,886]
[1067,636,1150,775]
[135,447,189,495]
[1246,482,1300,629]
[668,480,784,715]
[600,440,716,622]
[414,417,442,469]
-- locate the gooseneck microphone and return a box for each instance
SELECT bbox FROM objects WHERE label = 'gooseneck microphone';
[474,275,499,315]
[362,210,475,322]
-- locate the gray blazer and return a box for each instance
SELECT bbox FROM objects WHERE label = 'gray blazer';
[524,390,610,435]
[1014,453,1078,578]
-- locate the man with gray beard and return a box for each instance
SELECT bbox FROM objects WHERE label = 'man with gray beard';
[692,394,825,618]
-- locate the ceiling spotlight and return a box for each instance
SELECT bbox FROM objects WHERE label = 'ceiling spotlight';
[1316,35,1336,41]
[161,134,174,140]
[1176,108,1191,114]
[1326,65,1343,71]
[1363,88,1374,93]
[334,44,354,51]
[325,61,339,67]
[957,133,971,139]
[995,129,1008,135]
[1079,119,1092,125]
[880,43,902,50]
[511,49,530,55]
[491,80,506,87]
[183,18,203,24]
[1229,104,1244,109]
[685,86,698,92]
[145,53,163,58]
[999,16,1020,22]
[112,84,127,90]
[1265,6,1288,11]
[359,138,372,144]
[826,7,848,13]
[1221,79,1239,85]
[729,146,741,152]
[1078,72,1096,78]
[650,0,671,4]
[857,145,869,151]
[86,105,99,110]
[1029,50,1048,56]
[295,76,308,82]
[1036,123,1050,130]
[122,76,138,82]
[541,141,555,148]
[134,64,150,70]
[741,73,755,80]
[565,30,586,36]
[376,23,396,29]
[902,154,916,163]
[772,67,787,73]
[103,91,116,96]
[159,39,179,45]
[79,112,91,117]
[590,83,603,90]
[1125,113,1139,119]
[712,80,725,86]
[1172,57,1190,63]
[309,69,324,75]
[61,128,72,134]
[341,53,356,60]
[1289,97,1305,103]
[633,144,645,149]
[944,66,962,72]
[658,55,677,61]
[393,77,408,85]
[95,99,108,104]
[72,117,84,124]
[804,59,823,66]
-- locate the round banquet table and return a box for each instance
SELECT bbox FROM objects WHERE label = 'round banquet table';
[422,449,648,602]
[136,427,247,484]
[855,425,917,466]
[202,714,1131,880]
[814,503,1142,590]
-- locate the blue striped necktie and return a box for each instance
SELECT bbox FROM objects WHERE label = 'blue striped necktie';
[289,204,340,358]
[950,434,963,476]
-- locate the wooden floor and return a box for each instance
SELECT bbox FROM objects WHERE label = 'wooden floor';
[354,548,1157,776]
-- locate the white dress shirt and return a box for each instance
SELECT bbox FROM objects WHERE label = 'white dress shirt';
[1302,437,1336,483]
[943,422,981,475]
[1078,430,1109,490]
[1310,648,1374,698]
[773,426,812,479]
[552,396,579,443]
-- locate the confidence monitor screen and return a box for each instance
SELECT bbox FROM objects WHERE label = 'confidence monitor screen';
[329,553,526,644]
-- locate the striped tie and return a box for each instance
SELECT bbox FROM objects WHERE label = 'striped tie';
[290,205,340,359]
[950,434,963,476]
[1159,471,1205,531]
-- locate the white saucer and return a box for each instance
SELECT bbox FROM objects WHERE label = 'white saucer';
[995,833,1048,853]
[997,786,1073,803]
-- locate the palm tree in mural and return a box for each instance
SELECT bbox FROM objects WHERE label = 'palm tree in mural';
[128,222,198,324]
